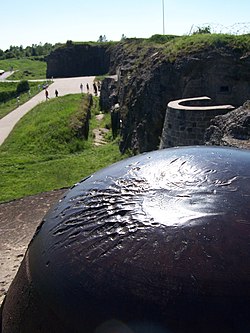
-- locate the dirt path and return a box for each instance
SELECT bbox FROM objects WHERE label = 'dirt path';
[93,113,109,146]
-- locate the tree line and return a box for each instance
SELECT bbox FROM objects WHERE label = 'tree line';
[0,43,62,60]
[0,33,131,60]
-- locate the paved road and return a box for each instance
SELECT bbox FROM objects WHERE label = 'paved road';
[0,71,14,80]
[0,76,96,145]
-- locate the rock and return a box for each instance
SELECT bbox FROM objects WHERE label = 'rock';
[205,100,250,149]
[99,77,118,112]
[46,43,111,78]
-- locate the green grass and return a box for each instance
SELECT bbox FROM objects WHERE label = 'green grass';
[94,74,109,82]
[0,81,18,92]
[0,145,124,203]
[152,33,250,61]
[0,81,48,119]
[0,94,126,203]
[1,94,89,155]
[120,33,250,63]
[0,58,46,79]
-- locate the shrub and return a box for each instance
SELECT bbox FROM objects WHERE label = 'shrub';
[0,90,17,103]
[16,80,30,94]
[149,34,178,44]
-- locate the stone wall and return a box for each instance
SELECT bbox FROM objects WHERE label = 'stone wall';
[107,43,250,153]
[160,97,235,148]
[178,53,250,107]
[46,43,112,78]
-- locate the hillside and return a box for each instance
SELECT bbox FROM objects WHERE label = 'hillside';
[0,94,126,203]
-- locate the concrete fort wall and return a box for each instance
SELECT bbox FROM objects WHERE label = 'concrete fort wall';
[46,44,111,78]
[160,96,234,149]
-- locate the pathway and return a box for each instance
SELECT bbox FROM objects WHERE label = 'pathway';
[0,71,14,80]
[0,76,96,145]
[93,113,109,146]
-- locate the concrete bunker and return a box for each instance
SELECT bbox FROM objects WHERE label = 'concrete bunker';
[160,96,235,148]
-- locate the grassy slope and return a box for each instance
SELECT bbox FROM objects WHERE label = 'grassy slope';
[161,33,250,61]
[0,81,47,119]
[124,33,250,62]
[0,94,126,203]
[0,58,46,79]
[0,58,48,119]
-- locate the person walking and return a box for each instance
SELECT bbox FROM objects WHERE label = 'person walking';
[45,89,49,100]
[93,82,98,96]
[80,83,83,93]
[55,89,59,97]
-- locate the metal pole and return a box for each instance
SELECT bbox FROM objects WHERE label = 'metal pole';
[162,0,165,35]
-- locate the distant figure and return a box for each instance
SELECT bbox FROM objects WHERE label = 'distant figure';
[93,82,98,96]
[55,89,59,97]
[80,83,83,93]
[86,83,89,93]
[45,89,49,100]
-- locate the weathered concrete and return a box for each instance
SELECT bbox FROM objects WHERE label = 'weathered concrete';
[160,97,235,148]
[0,189,67,306]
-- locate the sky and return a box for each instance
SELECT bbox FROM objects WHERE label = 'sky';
[1,0,250,51]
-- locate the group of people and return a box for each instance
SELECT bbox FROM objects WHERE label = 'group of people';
[80,81,101,95]
[45,89,58,100]
[45,80,101,100]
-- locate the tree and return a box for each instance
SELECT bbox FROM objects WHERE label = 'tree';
[16,80,30,94]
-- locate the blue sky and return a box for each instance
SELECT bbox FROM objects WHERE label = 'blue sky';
[1,0,249,50]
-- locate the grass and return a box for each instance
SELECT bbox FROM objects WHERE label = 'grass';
[94,74,109,82]
[0,145,124,203]
[120,33,250,63]
[0,81,48,119]
[1,94,89,155]
[0,94,126,203]
[0,57,49,119]
[153,33,250,61]
[0,58,46,80]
